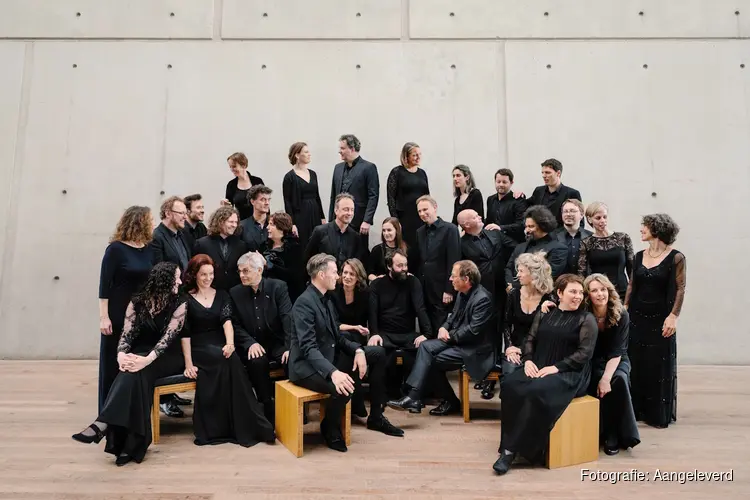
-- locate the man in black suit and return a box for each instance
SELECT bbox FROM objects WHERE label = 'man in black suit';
[329,134,379,247]
[230,251,293,423]
[552,199,592,274]
[150,196,191,274]
[182,193,207,252]
[527,158,583,227]
[457,209,515,298]
[415,195,461,339]
[239,185,271,252]
[485,168,528,244]
[306,193,368,269]
[504,206,568,291]
[288,254,403,452]
[387,260,496,416]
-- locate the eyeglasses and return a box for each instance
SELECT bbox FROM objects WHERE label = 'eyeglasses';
[171,210,187,216]
[562,209,580,215]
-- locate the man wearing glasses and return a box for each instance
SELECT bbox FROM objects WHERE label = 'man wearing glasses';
[552,199,592,274]
[150,196,191,273]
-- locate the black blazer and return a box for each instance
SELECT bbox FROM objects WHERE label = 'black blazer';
[150,223,191,271]
[504,234,569,286]
[193,235,248,291]
[328,156,380,230]
[304,222,369,270]
[443,284,496,381]
[182,222,207,253]
[238,214,269,252]
[528,183,583,226]
[288,285,361,382]
[229,278,293,354]
[416,218,461,303]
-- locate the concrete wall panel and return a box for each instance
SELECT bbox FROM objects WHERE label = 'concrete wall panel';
[222,0,401,39]
[0,42,169,357]
[505,40,750,364]
[0,0,214,39]
[410,0,750,39]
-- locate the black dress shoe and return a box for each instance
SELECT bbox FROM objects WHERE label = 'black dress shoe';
[115,453,133,467]
[159,401,185,418]
[367,415,404,437]
[71,423,105,444]
[386,395,423,413]
[320,419,347,452]
[172,394,192,406]
[603,436,619,455]
[481,381,496,400]
[493,452,515,475]
[474,382,483,390]
[429,399,460,416]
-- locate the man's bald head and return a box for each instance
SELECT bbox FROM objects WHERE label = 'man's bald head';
[457,209,482,235]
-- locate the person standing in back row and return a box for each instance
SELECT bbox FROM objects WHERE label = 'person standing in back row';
[386,142,430,250]
[222,152,264,222]
[329,134,380,248]
[527,159,583,228]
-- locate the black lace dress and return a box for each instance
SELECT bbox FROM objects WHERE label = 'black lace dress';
[500,307,598,462]
[577,232,634,298]
[97,299,187,463]
[185,290,275,446]
[501,288,551,375]
[625,249,686,428]
[386,165,429,250]
[588,309,640,449]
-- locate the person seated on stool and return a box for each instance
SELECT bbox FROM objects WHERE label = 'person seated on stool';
[387,260,495,416]
[229,251,293,424]
[288,253,404,452]
[367,248,432,397]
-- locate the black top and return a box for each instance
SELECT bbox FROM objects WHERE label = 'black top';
[625,250,686,317]
[386,165,430,216]
[368,243,419,278]
[151,223,191,272]
[369,274,431,336]
[305,221,369,271]
[229,279,293,353]
[416,217,462,297]
[505,234,568,287]
[182,221,208,253]
[522,307,597,373]
[553,226,593,275]
[528,183,583,228]
[193,235,249,291]
[592,309,630,363]
[183,290,233,346]
[329,156,380,230]
[225,175,264,221]
[502,288,551,349]
[578,232,634,296]
[261,236,305,303]
[99,242,153,332]
[331,285,369,327]
[485,191,528,243]
[283,169,325,218]
[452,189,484,225]
[239,214,269,252]
[117,298,188,357]
[460,228,513,295]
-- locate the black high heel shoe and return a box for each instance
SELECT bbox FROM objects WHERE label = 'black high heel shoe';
[71,423,105,444]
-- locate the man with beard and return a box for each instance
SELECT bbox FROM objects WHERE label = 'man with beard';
[305,193,368,269]
[551,199,592,274]
[182,194,207,252]
[367,249,432,394]
[485,168,528,245]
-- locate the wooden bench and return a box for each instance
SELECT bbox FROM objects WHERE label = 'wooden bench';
[547,395,599,469]
[457,367,501,423]
[151,374,196,444]
[275,380,351,457]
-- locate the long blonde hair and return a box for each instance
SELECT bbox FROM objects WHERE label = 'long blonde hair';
[584,273,623,327]
[514,252,554,294]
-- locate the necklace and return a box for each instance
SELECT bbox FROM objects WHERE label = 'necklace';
[647,245,668,259]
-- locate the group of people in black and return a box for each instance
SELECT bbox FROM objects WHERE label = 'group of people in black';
[72,134,687,476]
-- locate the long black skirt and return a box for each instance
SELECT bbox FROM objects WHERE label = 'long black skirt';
[191,341,275,447]
[97,349,184,463]
[589,357,640,449]
[500,365,590,463]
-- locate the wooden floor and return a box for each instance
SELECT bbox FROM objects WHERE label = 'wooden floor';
[0,362,747,499]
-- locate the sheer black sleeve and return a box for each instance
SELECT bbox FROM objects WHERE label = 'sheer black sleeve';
[623,233,635,282]
[671,252,686,316]
[117,302,137,353]
[554,312,598,373]
[152,301,188,358]
[501,288,518,349]
[521,311,542,362]
[386,166,399,217]
[577,236,591,276]
[219,291,233,326]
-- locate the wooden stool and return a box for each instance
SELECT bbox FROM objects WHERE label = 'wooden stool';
[547,395,599,469]
[457,367,501,423]
[151,375,196,444]
[275,380,351,457]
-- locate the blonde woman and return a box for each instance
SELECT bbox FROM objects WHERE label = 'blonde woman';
[501,252,554,377]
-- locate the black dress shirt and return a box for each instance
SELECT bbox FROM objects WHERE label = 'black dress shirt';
[305,221,368,270]
[485,191,528,243]
[239,214,269,252]
[182,221,207,252]
[369,274,431,336]
[552,226,593,274]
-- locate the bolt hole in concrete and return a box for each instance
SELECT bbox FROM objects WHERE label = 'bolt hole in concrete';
[356,13,361,17]
[546,64,552,69]
[736,11,740,15]
[449,12,455,17]
[450,64,456,69]
[643,64,648,69]
[160,191,165,195]
[639,11,644,16]
[54,276,60,281]
[356,64,361,69]
[544,12,549,16]
[62,189,67,194]
[72,64,77,68]
[263,12,268,17]
[742,64,746,68]
[167,64,172,69]
[76,12,81,17]
[651,192,657,197]
[262,64,267,69]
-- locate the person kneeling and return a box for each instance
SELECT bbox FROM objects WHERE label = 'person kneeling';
[288,254,404,452]
[387,260,495,416]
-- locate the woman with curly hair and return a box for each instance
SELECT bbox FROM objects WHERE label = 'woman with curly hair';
[625,213,686,429]
[72,262,187,466]
[97,206,154,413]
[181,254,275,447]
[261,211,305,302]
[194,206,248,291]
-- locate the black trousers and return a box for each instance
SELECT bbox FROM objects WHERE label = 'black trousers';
[406,339,464,402]
[294,346,387,432]
[243,343,287,404]
[380,331,418,394]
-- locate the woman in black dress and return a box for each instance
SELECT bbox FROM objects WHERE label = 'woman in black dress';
[222,152,264,221]
[368,217,418,281]
[72,263,187,466]
[283,142,326,250]
[262,211,305,303]
[97,206,154,413]
[625,213,686,429]
[181,254,275,447]
[386,142,429,249]
[577,202,634,298]
[584,273,640,454]
[451,164,483,225]
[494,274,597,475]
[194,207,248,291]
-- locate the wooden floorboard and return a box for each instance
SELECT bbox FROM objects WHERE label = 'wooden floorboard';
[0,361,746,499]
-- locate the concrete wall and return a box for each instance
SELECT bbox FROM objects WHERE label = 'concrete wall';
[0,1,748,363]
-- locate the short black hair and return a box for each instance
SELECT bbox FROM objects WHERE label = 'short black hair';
[183,193,202,210]
[495,168,514,183]
[385,248,408,269]
[642,213,680,245]
[524,205,558,233]
[541,158,563,173]
[339,134,361,152]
